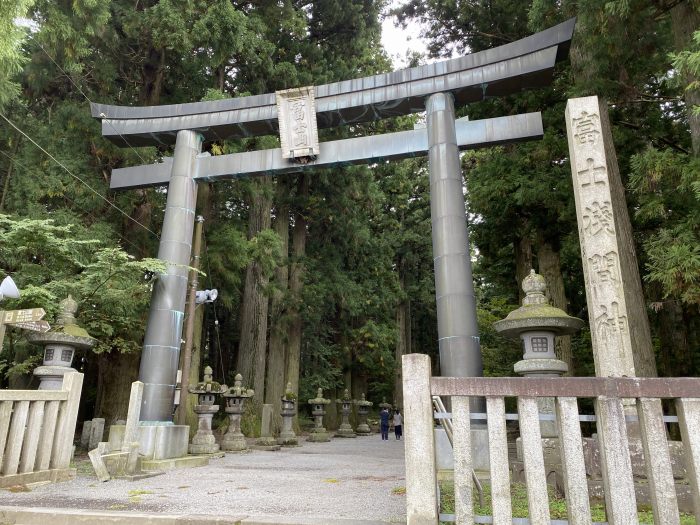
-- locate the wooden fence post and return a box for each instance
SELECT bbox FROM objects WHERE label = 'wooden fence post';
[402,353,438,525]
[51,372,83,469]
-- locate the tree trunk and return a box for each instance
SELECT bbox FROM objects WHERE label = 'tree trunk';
[515,231,533,302]
[285,174,308,400]
[139,47,166,105]
[237,177,273,396]
[94,351,140,425]
[175,184,212,435]
[0,138,20,211]
[265,179,290,435]
[658,300,691,377]
[351,369,368,405]
[537,241,574,374]
[671,1,700,155]
[394,273,411,408]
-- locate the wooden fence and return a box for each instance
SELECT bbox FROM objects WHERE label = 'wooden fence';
[0,372,83,487]
[402,353,700,525]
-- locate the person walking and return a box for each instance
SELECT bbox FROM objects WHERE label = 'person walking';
[393,409,403,440]
[379,407,390,440]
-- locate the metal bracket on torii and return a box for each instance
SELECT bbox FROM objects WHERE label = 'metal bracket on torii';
[91,19,575,423]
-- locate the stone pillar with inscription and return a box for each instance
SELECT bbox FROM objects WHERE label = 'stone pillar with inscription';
[565,96,653,378]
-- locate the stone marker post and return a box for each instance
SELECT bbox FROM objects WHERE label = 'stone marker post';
[81,421,92,448]
[565,96,652,378]
[88,418,105,451]
[255,403,280,450]
[121,381,144,453]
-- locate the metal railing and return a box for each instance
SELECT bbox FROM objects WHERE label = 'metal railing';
[432,395,485,508]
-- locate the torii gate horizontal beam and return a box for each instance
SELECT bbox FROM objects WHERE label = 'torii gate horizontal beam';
[110,112,543,190]
[91,19,573,146]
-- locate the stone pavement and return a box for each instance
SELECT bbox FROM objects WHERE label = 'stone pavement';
[0,434,407,525]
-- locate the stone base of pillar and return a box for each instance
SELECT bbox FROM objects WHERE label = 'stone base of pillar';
[188,440,220,455]
[355,424,371,435]
[221,433,247,451]
[307,431,330,443]
[335,426,356,438]
[278,432,299,446]
[137,424,189,460]
[253,436,281,451]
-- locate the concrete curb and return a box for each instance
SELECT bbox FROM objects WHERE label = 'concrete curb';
[0,506,400,525]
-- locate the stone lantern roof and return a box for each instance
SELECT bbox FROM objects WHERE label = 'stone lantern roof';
[493,270,584,339]
[188,365,227,395]
[224,373,254,398]
[27,295,96,349]
[355,393,373,408]
[308,388,330,405]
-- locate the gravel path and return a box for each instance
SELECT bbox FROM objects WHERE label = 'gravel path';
[0,436,407,523]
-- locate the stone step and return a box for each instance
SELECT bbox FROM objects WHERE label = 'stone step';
[0,506,395,525]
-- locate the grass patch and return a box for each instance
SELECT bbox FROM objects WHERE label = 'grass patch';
[439,482,696,524]
[323,478,340,483]
[392,486,406,495]
[6,485,29,493]
[127,489,154,504]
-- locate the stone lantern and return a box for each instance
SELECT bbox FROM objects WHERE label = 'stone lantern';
[221,373,254,451]
[335,389,356,438]
[355,393,373,435]
[307,388,331,443]
[278,382,299,446]
[493,269,583,436]
[188,366,227,454]
[378,398,393,412]
[29,296,96,390]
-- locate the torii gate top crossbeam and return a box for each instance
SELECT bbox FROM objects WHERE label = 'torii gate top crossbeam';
[91,19,574,147]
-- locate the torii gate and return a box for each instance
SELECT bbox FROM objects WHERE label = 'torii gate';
[92,19,575,424]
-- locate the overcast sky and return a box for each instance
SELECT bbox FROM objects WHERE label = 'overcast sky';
[380,3,429,68]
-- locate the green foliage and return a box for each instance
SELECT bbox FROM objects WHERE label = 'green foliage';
[630,148,700,305]
[0,214,166,373]
[672,30,700,98]
[439,481,697,524]
[0,0,34,108]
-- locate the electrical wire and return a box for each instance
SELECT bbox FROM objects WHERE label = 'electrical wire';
[31,37,150,165]
[0,149,146,253]
[0,112,160,239]
[203,235,226,380]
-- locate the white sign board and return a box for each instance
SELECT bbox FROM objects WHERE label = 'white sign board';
[276,86,320,160]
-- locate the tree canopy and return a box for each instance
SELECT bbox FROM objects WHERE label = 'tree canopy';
[0,0,698,425]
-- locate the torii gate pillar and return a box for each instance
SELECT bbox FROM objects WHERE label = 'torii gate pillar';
[140,130,202,422]
[426,93,483,383]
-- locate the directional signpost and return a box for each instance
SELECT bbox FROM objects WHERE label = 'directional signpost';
[7,320,51,332]
[0,308,49,353]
